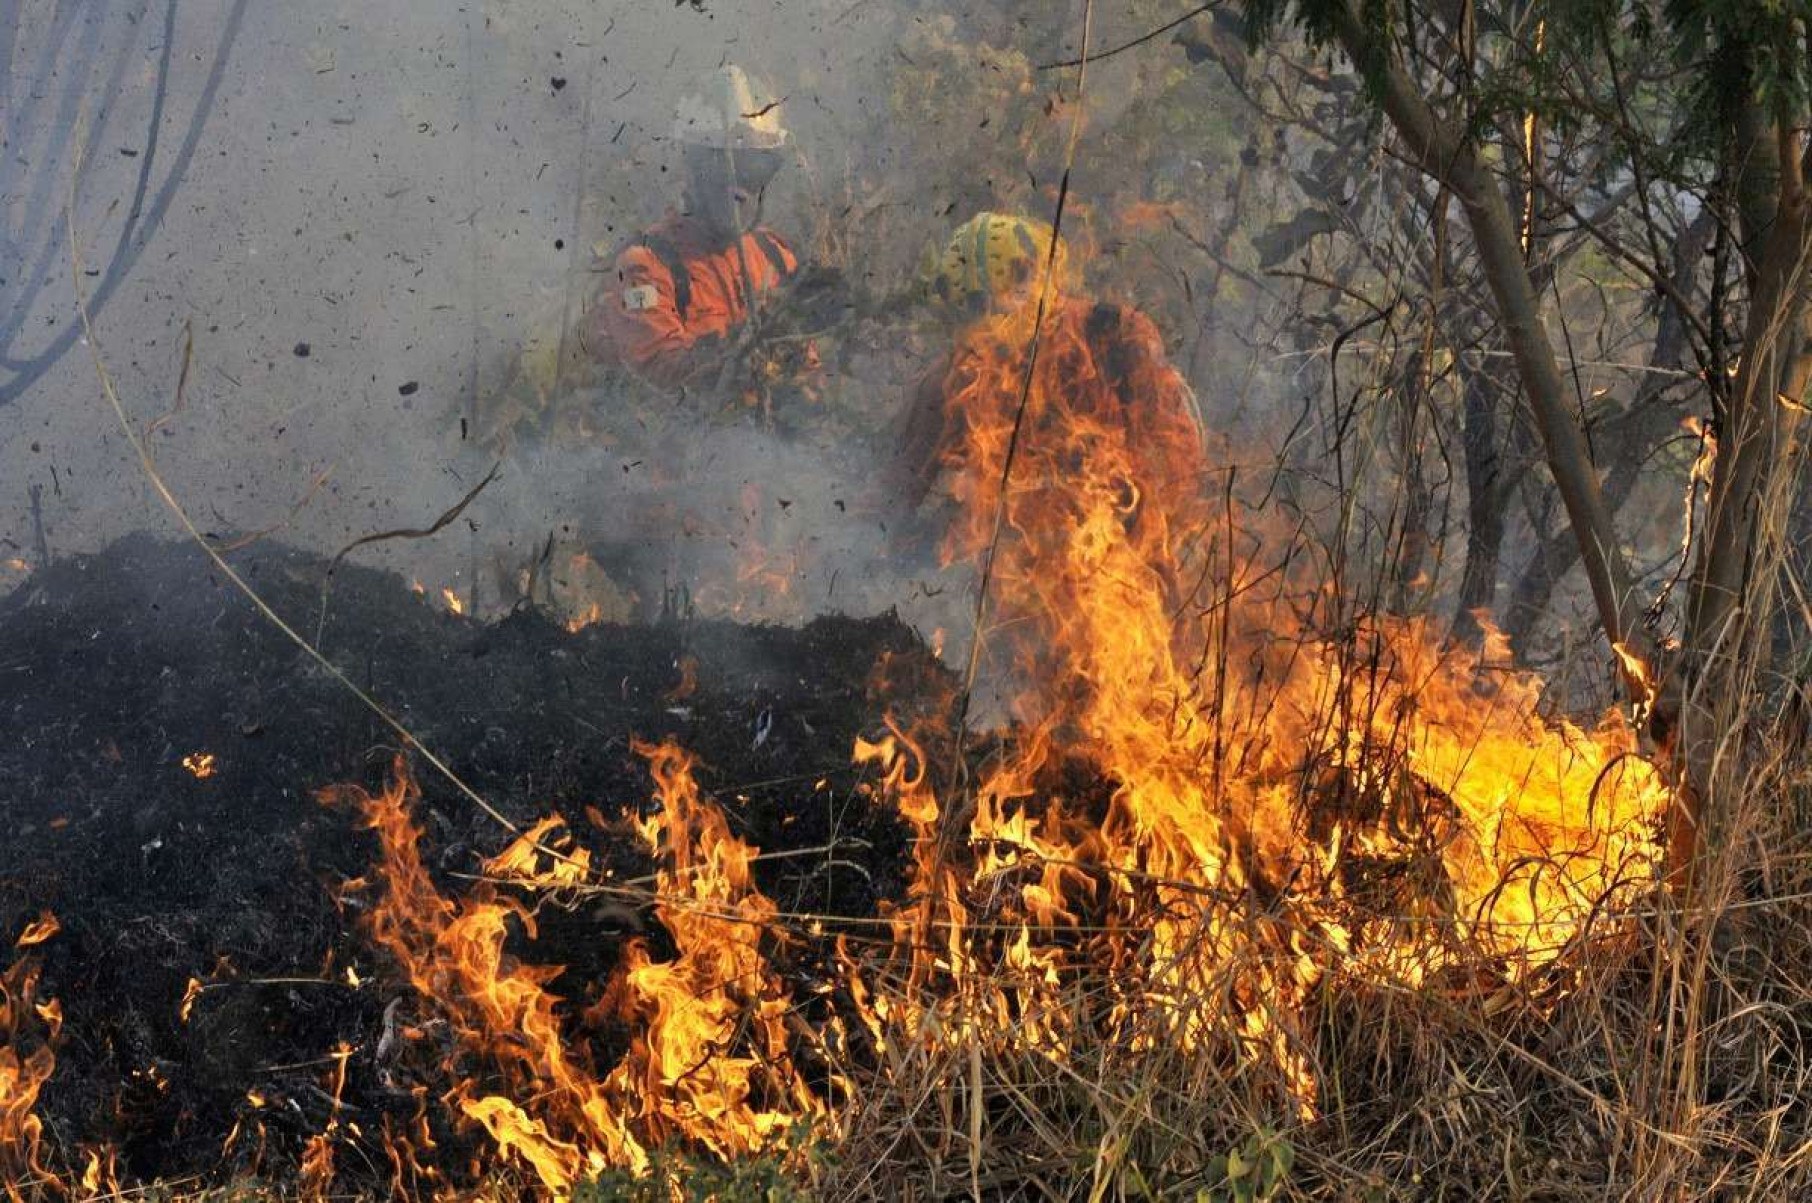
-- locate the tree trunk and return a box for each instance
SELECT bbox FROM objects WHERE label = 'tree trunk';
[1324,5,1647,672]
[1503,213,1712,649]
[1669,110,1812,873]
[1450,359,1506,645]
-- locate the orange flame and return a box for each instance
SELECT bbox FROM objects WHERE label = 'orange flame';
[664,655,700,703]
[853,295,1666,1114]
[567,603,605,633]
[1,917,61,1197]
[182,751,218,780]
[300,270,1670,1187]
[332,743,822,1192]
[15,914,58,949]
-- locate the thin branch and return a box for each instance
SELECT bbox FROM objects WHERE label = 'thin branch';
[1037,2,1214,71]
[323,461,501,577]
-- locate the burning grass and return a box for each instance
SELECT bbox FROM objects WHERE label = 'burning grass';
[109,300,1704,1197]
[3,539,1810,1198]
[7,306,1812,1199]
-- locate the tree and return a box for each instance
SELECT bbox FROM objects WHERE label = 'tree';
[1236,0,1812,876]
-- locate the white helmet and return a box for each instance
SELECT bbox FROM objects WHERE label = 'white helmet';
[672,64,790,152]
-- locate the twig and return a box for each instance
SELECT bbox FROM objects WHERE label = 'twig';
[314,461,500,639]
[323,461,501,576]
[212,464,334,553]
[27,482,49,568]
[1037,2,1216,70]
[142,319,194,444]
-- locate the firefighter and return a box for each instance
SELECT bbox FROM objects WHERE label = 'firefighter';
[589,64,802,393]
[468,66,811,620]
[888,210,1207,521]
[472,64,805,455]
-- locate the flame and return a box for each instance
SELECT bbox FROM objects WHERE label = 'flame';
[329,742,821,1193]
[608,739,824,1158]
[1674,415,1719,584]
[1,918,60,1197]
[299,1133,335,1201]
[557,551,635,630]
[78,1146,119,1196]
[15,914,58,949]
[664,655,700,703]
[484,815,591,887]
[299,1042,354,1201]
[289,270,1669,1188]
[1613,641,1660,712]
[732,540,798,608]
[685,483,805,620]
[2,558,27,575]
[179,977,205,1023]
[183,751,218,780]
[1681,415,1717,487]
[848,296,1667,1114]
[441,587,466,616]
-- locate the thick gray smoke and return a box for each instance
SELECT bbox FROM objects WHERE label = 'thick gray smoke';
[2,2,928,605]
[2,0,1283,675]
[469,404,967,631]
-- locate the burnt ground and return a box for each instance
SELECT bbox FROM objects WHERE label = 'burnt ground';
[0,533,951,1191]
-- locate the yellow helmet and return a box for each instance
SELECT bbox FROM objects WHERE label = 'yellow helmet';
[922,212,1071,309]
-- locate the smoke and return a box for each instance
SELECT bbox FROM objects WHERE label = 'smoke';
[1,0,1285,680]
[469,396,969,632]
[0,0,928,603]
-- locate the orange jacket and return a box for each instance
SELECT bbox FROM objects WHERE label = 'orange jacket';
[592,215,798,389]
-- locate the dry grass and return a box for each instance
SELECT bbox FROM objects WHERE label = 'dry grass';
[808,711,1812,1201]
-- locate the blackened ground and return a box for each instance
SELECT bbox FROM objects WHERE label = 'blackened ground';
[0,533,948,1191]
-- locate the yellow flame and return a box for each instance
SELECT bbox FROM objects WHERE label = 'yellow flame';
[305,266,1671,1190]
[855,295,1666,1115]
[179,977,205,1024]
[15,914,58,948]
[1,918,61,1192]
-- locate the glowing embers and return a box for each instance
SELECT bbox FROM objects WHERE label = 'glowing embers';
[327,742,822,1194]
[410,578,474,619]
[553,551,636,632]
[182,751,218,780]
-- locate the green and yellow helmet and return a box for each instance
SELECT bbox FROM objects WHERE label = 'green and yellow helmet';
[921,212,1072,309]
